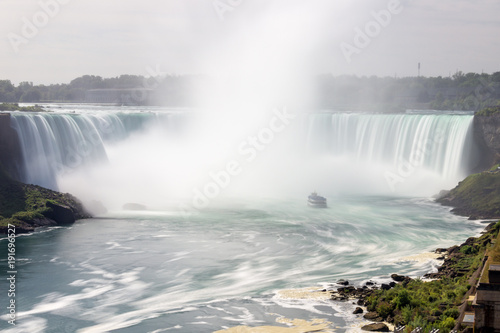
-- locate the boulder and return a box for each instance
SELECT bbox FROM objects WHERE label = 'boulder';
[361,323,390,332]
[390,274,405,282]
[45,201,75,225]
[381,284,391,290]
[337,279,349,286]
[363,312,381,320]
[353,307,363,314]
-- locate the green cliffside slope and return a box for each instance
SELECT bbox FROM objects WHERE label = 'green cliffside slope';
[0,167,90,234]
[437,165,500,219]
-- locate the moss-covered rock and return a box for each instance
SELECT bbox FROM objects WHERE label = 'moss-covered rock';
[0,166,90,234]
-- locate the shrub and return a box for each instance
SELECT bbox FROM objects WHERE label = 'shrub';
[446,291,456,300]
[443,308,459,319]
[401,305,413,323]
[376,301,393,319]
[460,245,477,255]
[393,289,411,309]
[438,317,456,330]
[11,210,43,222]
[409,315,428,332]
[428,292,440,303]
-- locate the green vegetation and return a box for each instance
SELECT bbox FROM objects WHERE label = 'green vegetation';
[437,171,500,219]
[318,71,500,111]
[0,166,87,232]
[366,228,499,332]
[0,166,47,230]
[0,102,45,112]
[1,71,500,109]
[0,75,196,105]
[476,105,500,116]
[480,222,500,284]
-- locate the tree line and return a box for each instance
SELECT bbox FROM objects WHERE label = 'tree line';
[1,72,500,111]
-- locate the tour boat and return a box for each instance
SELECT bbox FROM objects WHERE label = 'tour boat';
[308,192,327,207]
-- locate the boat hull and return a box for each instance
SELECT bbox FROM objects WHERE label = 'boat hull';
[308,200,327,208]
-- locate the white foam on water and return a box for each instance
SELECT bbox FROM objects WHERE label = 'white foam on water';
[149,325,183,332]
[0,316,47,333]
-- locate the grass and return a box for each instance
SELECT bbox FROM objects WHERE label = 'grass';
[0,165,87,231]
[438,171,500,218]
[366,225,499,333]
[480,222,500,284]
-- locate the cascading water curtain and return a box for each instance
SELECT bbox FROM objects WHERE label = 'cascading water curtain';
[305,112,474,184]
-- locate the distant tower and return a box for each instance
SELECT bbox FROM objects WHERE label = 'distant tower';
[418,62,421,77]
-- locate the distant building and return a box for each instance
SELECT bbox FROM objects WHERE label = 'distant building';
[85,88,153,105]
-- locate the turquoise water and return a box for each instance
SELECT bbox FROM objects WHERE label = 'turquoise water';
[0,197,484,332]
[0,106,481,331]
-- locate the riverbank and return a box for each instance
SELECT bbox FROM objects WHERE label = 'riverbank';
[321,165,500,332]
[328,220,499,332]
[0,103,45,112]
[334,165,500,332]
[436,165,500,220]
[0,167,90,234]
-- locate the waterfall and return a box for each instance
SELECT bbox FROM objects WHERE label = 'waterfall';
[8,110,475,197]
[9,112,175,190]
[305,112,475,184]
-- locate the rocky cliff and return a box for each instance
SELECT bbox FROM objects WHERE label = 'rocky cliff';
[474,107,500,167]
[0,164,91,234]
[0,113,22,179]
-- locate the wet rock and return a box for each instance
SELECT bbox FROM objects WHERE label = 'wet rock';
[390,274,405,282]
[381,283,391,290]
[337,279,349,286]
[353,307,363,314]
[361,323,390,332]
[338,286,356,293]
[45,201,75,225]
[363,312,381,320]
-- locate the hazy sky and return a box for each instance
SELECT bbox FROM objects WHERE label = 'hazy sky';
[0,0,499,85]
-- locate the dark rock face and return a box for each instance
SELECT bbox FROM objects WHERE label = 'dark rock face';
[0,113,22,179]
[361,323,390,332]
[474,113,500,166]
[44,201,76,225]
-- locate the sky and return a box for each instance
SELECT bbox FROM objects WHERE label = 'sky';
[0,0,499,85]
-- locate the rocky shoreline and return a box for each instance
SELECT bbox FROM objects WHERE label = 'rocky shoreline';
[327,220,499,332]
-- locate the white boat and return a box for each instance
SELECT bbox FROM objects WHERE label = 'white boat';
[308,192,327,207]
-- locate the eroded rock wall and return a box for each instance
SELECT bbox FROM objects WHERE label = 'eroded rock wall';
[0,113,22,179]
